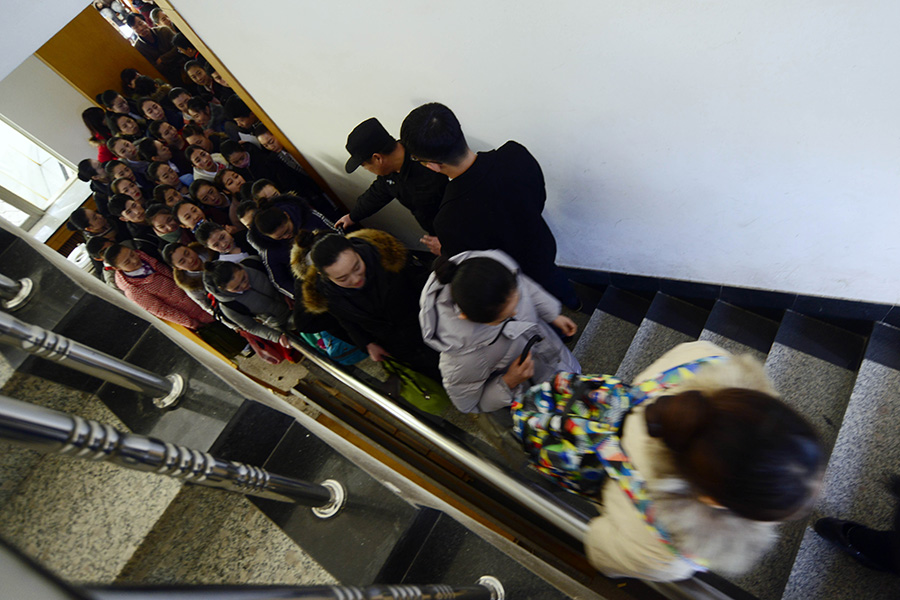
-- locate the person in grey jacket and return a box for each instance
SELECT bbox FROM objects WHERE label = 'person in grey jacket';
[419,250,580,413]
[202,259,293,347]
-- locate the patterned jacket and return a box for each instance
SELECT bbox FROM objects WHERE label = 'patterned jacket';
[114,251,214,330]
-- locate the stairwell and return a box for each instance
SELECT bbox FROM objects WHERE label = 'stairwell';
[567,281,900,600]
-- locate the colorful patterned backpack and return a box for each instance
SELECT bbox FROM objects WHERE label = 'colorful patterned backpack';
[511,357,725,569]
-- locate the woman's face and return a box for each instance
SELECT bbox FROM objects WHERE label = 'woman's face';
[206,228,235,254]
[117,178,143,202]
[149,212,179,235]
[170,246,203,271]
[158,121,180,144]
[195,183,226,207]
[220,170,245,194]
[254,184,279,201]
[116,115,140,136]
[187,66,211,87]
[142,100,165,121]
[190,149,215,172]
[110,94,130,114]
[323,248,366,289]
[176,203,205,229]
[155,163,179,186]
[163,187,183,207]
[112,139,138,161]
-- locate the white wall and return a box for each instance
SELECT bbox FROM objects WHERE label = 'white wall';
[0,56,96,167]
[157,3,900,302]
[0,1,88,82]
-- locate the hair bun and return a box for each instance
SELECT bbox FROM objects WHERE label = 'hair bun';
[294,229,316,249]
[433,255,459,284]
[646,390,710,452]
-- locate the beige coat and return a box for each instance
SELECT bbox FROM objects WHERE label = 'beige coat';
[584,341,780,581]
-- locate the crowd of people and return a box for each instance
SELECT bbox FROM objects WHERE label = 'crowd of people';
[63,2,880,585]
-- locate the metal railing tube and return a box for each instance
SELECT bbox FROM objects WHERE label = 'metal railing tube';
[0,273,33,310]
[0,272,23,300]
[295,346,591,542]
[0,395,337,507]
[0,311,183,407]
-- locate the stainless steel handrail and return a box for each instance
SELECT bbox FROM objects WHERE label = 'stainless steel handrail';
[0,311,184,407]
[0,394,343,511]
[88,578,504,600]
[294,346,591,542]
[0,273,33,310]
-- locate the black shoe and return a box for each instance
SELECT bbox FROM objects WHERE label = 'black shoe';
[814,518,895,572]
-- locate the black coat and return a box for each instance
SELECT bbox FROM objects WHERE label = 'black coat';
[433,141,560,286]
[350,150,447,234]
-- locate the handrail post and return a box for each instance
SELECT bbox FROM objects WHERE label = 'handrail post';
[0,310,184,408]
[0,395,345,515]
[0,273,33,310]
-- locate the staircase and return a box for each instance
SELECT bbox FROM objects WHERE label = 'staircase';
[569,282,900,600]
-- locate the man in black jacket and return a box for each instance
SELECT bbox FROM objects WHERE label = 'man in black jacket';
[400,102,579,308]
[338,118,447,245]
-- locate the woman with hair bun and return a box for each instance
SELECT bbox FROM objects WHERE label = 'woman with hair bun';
[566,340,824,581]
[418,250,579,414]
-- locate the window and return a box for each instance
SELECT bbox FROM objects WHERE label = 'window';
[0,118,76,230]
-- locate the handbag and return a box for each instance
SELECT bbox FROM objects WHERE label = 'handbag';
[382,357,452,415]
[297,331,368,365]
[238,329,293,365]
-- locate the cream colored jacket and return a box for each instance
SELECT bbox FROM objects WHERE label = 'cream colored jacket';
[584,341,780,581]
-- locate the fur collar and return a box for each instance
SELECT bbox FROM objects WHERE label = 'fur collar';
[640,356,781,575]
[296,229,407,314]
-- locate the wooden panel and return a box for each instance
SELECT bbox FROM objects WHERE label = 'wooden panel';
[157,1,345,211]
[45,196,97,254]
[34,6,165,105]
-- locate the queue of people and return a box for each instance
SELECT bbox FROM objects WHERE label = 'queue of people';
[66,4,830,583]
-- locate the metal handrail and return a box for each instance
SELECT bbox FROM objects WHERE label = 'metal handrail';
[0,310,184,407]
[294,346,591,542]
[0,394,344,512]
[0,273,33,310]
[87,578,505,600]
[294,349,726,600]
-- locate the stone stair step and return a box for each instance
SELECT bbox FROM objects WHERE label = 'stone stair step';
[698,300,780,362]
[780,322,900,600]
[573,286,651,375]
[726,310,866,600]
[615,292,710,384]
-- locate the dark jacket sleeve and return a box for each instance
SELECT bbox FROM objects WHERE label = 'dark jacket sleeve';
[349,177,396,223]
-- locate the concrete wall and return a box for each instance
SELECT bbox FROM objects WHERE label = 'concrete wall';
[169,0,900,304]
[0,56,96,167]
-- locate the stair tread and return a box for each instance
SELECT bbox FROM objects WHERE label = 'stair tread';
[700,300,779,356]
[726,315,862,600]
[773,310,867,371]
[614,293,710,383]
[780,327,900,600]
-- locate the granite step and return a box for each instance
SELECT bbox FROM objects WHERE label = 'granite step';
[780,322,900,600]
[573,286,652,375]
[726,310,867,600]
[698,300,780,362]
[615,292,710,384]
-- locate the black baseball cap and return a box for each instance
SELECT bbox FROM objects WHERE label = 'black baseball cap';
[345,117,394,173]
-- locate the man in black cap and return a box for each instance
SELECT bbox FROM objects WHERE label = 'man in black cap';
[337,118,447,251]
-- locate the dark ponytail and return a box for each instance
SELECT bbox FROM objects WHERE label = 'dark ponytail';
[437,256,516,323]
[645,388,823,521]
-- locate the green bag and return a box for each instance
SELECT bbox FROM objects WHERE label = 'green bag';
[382,358,452,415]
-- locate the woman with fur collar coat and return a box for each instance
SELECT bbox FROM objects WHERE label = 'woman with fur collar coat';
[584,341,823,581]
[294,228,439,378]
